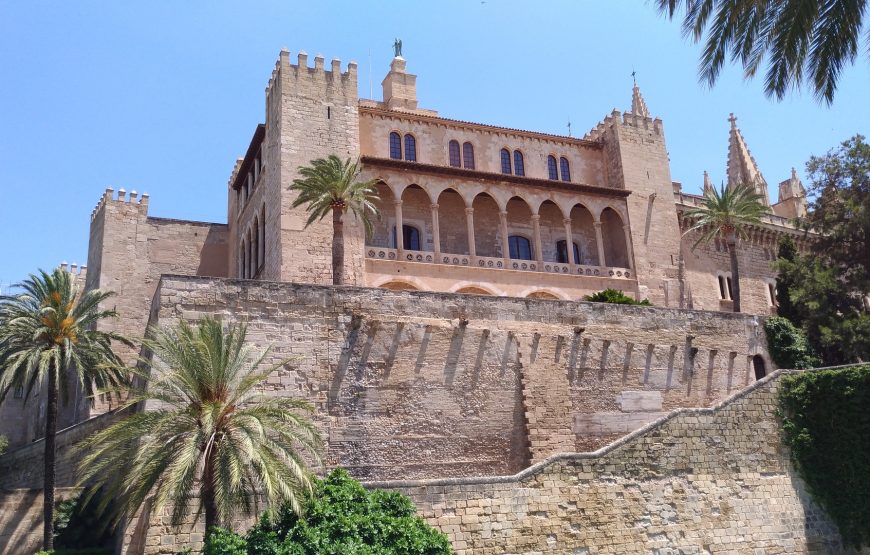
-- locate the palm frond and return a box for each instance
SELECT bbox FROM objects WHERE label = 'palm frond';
[78,316,323,531]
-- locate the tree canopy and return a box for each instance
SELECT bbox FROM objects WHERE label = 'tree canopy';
[657,0,870,103]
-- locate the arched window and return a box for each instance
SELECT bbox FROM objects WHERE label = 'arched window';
[389,132,402,160]
[513,151,525,176]
[556,240,580,264]
[462,142,475,169]
[560,157,571,182]
[260,204,266,267]
[252,219,259,273]
[508,235,533,260]
[448,140,461,167]
[547,156,558,180]
[500,148,512,174]
[404,134,416,162]
[392,224,421,251]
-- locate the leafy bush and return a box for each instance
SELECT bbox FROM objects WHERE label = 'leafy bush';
[778,365,870,547]
[205,468,452,554]
[764,316,819,369]
[0,434,7,455]
[204,526,247,555]
[584,288,651,306]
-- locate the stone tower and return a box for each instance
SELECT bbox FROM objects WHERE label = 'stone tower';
[774,168,808,219]
[585,84,682,305]
[260,50,363,284]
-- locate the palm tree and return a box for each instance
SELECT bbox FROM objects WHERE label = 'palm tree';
[77,316,322,539]
[290,155,380,285]
[0,268,128,550]
[683,183,770,312]
[656,0,868,104]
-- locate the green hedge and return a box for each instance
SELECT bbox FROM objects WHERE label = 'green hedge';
[204,468,452,554]
[778,365,870,547]
[583,289,651,306]
[764,316,819,369]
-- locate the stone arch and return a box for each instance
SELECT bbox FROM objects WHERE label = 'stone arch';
[372,276,428,291]
[505,196,535,260]
[471,192,501,258]
[437,187,469,255]
[600,207,630,268]
[449,281,505,296]
[537,200,565,263]
[525,290,562,300]
[399,184,431,252]
[569,204,598,265]
[456,286,494,296]
[379,280,421,291]
[369,181,396,248]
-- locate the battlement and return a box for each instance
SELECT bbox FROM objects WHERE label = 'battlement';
[90,187,149,222]
[265,48,358,99]
[583,109,663,142]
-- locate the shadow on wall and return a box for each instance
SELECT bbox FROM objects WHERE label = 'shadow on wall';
[196,226,230,277]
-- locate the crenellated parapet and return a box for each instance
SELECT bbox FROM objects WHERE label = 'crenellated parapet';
[90,187,149,222]
[583,109,663,142]
[265,48,358,106]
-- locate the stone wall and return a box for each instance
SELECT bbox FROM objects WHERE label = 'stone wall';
[0,487,80,553]
[150,276,770,479]
[0,411,120,490]
[368,370,849,554]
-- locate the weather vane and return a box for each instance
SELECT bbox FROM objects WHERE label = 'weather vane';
[631,68,636,86]
[393,38,403,58]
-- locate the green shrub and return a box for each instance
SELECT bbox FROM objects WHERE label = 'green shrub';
[0,434,7,455]
[203,526,247,555]
[778,365,870,547]
[764,316,819,369]
[205,468,452,554]
[584,288,651,306]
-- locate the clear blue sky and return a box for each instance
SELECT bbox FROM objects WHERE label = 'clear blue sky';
[1,1,867,287]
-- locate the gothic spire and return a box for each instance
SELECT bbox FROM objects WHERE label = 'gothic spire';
[726,113,770,206]
[631,83,650,117]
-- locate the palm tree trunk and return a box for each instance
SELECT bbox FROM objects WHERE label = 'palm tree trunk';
[332,208,344,285]
[43,364,58,551]
[203,449,218,538]
[727,236,741,312]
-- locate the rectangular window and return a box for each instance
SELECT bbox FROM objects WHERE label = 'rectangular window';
[13,385,23,399]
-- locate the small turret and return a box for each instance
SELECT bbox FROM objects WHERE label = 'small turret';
[382,56,418,111]
[773,167,808,219]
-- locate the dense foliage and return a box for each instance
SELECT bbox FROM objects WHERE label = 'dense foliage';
[763,317,818,369]
[656,0,870,103]
[0,434,7,455]
[78,317,322,537]
[53,490,114,550]
[204,469,452,555]
[775,136,870,364]
[584,289,651,306]
[778,366,870,547]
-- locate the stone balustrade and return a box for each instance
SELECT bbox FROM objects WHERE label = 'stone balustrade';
[365,246,632,279]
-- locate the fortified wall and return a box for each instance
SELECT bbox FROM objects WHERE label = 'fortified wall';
[148,276,770,478]
[370,371,847,554]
